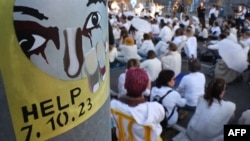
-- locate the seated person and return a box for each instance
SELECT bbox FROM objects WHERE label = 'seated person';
[186,78,236,141]
[176,58,206,111]
[118,59,151,98]
[150,70,186,128]
[138,33,155,58]
[116,36,141,64]
[111,68,165,141]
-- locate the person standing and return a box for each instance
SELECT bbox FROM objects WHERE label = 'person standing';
[197,2,206,27]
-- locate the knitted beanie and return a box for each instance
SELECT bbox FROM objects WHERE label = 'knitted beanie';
[125,68,149,97]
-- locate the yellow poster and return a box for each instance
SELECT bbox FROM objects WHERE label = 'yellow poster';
[0,0,109,141]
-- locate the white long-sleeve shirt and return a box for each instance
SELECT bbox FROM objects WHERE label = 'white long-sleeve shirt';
[138,40,155,55]
[119,44,141,61]
[176,72,206,107]
[140,58,162,81]
[158,26,173,42]
[160,51,182,77]
[150,86,186,127]
[111,99,165,141]
[184,36,197,58]
[187,97,236,141]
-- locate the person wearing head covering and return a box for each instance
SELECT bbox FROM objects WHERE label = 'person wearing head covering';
[176,58,206,111]
[186,78,236,141]
[117,59,151,98]
[111,68,165,141]
[116,36,141,64]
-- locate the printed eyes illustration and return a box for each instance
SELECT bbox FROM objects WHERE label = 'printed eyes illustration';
[13,0,107,92]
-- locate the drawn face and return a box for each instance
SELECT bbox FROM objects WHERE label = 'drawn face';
[13,0,108,86]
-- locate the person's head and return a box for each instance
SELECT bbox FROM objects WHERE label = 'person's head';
[143,33,152,40]
[175,28,184,36]
[146,50,156,59]
[120,26,128,38]
[218,33,227,40]
[188,58,201,72]
[200,2,204,7]
[125,68,149,97]
[126,59,140,69]
[185,27,193,37]
[204,78,226,106]
[168,42,178,51]
[124,36,135,46]
[213,21,219,27]
[156,69,175,88]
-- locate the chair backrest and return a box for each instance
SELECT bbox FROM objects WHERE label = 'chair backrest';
[111,108,152,141]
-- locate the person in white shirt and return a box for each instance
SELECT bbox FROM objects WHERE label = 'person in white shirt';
[208,4,219,26]
[160,42,182,78]
[198,24,209,42]
[180,15,190,27]
[228,20,238,37]
[184,27,198,59]
[237,5,247,33]
[154,41,169,57]
[116,36,141,64]
[176,58,206,110]
[140,50,162,82]
[238,109,250,125]
[151,18,160,43]
[172,28,187,53]
[158,22,173,43]
[109,45,118,67]
[187,78,236,141]
[138,33,155,58]
[111,68,165,141]
[150,70,186,127]
[209,21,221,40]
[117,59,151,98]
[206,34,248,83]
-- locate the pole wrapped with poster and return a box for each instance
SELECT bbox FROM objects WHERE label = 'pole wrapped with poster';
[0,0,110,141]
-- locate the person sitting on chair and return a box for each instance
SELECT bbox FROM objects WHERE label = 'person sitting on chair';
[111,68,165,141]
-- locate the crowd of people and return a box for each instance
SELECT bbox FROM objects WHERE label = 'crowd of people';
[108,1,250,141]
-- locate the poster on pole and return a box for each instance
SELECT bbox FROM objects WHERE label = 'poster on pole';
[0,0,109,141]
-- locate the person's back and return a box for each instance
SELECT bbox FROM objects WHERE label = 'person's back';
[111,68,165,141]
[140,51,162,82]
[187,78,236,141]
[150,70,186,127]
[160,42,182,77]
[176,59,205,109]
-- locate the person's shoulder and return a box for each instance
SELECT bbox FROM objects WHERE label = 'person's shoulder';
[221,100,236,111]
